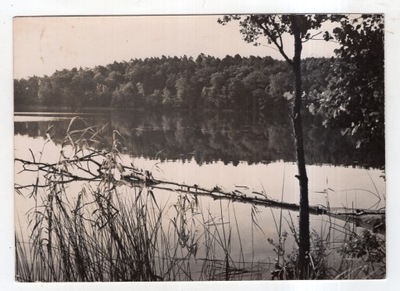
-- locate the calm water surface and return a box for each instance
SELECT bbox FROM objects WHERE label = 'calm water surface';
[14,110,385,279]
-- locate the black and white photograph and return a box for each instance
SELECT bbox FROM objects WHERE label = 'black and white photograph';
[12,13,386,282]
[3,1,400,290]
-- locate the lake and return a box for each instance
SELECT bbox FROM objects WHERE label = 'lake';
[14,109,386,281]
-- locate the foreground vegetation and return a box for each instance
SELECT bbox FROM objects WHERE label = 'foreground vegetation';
[14,121,385,281]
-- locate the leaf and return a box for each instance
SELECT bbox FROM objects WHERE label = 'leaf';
[333,27,342,34]
[29,149,36,163]
[341,128,350,136]
[148,190,159,209]
[283,91,293,100]
[351,125,360,135]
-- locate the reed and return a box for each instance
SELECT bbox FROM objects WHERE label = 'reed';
[266,179,386,280]
[14,119,385,281]
[15,120,267,281]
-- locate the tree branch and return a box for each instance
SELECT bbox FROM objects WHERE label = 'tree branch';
[253,18,293,65]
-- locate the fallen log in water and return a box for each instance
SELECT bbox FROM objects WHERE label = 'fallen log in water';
[120,168,386,233]
[325,208,385,234]
[116,165,328,215]
[15,155,385,232]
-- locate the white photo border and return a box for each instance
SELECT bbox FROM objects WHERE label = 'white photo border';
[1,1,398,290]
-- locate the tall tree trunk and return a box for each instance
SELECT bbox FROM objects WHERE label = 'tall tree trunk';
[291,19,310,279]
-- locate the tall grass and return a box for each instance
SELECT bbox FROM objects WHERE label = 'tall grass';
[266,182,386,280]
[14,119,385,281]
[15,120,268,281]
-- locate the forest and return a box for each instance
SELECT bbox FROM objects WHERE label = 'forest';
[14,14,385,159]
[14,55,332,113]
[14,49,384,157]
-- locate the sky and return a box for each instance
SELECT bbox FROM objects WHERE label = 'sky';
[13,15,340,79]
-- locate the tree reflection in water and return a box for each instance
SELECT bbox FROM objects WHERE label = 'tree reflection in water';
[14,110,385,169]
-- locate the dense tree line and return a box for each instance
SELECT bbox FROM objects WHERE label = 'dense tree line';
[14,18,384,157]
[14,54,331,114]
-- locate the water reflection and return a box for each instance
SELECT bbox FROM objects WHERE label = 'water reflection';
[14,110,385,168]
[14,111,386,281]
